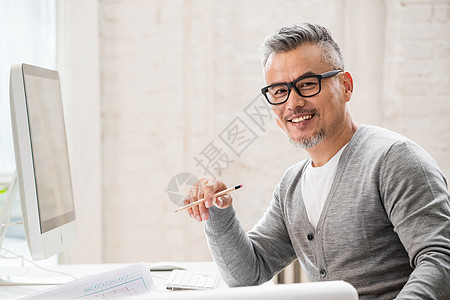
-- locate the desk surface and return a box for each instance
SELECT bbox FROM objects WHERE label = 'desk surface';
[0,261,226,299]
[0,263,359,300]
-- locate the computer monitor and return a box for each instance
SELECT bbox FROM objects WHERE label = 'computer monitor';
[8,63,77,260]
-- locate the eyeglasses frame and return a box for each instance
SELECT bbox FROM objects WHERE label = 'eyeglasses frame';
[261,70,343,105]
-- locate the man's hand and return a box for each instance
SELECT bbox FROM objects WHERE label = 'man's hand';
[185,177,233,222]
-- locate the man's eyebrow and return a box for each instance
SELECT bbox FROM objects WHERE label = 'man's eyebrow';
[267,71,318,85]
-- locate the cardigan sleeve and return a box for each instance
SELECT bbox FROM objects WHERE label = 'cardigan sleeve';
[204,183,297,287]
[380,140,450,300]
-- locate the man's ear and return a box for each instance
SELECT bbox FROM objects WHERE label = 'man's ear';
[343,72,353,102]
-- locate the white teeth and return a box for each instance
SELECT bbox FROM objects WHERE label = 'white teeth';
[291,115,312,123]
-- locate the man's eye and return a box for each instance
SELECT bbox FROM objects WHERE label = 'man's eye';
[271,87,288,95]
[298,80,318,90]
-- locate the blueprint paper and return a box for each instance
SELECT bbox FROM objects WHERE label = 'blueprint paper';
[19,263,157,299]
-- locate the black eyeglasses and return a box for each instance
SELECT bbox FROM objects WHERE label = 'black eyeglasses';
[261,70,342,105]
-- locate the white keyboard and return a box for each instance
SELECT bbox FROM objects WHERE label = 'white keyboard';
[165,269,218,290]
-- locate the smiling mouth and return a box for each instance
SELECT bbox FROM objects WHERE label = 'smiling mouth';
[289,114,314,123]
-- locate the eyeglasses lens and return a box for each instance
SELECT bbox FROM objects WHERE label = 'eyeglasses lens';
[265,77,320,104]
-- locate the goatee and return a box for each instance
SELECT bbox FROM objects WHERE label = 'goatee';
[290,127,326,149]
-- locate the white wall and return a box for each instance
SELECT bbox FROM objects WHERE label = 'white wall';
[57,0,102,263]
[382,0,450,180]
[64,0,449,263]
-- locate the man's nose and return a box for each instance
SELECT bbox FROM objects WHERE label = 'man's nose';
[286,87,306,110]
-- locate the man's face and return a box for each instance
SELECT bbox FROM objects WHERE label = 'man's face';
[265,43,351,149]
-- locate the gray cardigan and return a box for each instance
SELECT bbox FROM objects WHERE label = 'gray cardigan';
[205,125,450,299]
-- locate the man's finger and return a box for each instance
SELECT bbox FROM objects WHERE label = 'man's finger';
[213,194,232,209]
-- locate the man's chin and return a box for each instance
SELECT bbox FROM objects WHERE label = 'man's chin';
[288,129,326,149]
[290,138,315,149]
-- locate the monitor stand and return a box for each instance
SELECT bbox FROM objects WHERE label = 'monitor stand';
[0,172,20,252]
[0,172,64,286]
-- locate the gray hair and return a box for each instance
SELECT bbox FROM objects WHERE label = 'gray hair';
[260,23,344,72]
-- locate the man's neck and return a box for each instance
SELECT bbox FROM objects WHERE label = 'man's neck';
[307,121,358,167]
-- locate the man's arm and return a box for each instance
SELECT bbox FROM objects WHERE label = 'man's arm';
[205,184,297,287]
[381,140,450,299]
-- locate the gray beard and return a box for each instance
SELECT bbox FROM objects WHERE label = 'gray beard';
[290,127,326,149]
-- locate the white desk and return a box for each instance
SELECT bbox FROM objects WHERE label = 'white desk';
[0,261,226,299]
[0,262,359,300]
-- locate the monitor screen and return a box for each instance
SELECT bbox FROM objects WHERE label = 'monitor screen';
[9,63,77,260]
[23,68,75,233]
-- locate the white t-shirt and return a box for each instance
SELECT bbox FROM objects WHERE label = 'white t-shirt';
[301,145,347,229]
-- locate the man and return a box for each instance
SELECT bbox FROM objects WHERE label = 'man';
[184,23,450,299]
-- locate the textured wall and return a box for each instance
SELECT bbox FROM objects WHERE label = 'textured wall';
[99,0,450,263]
[383,0,450,179]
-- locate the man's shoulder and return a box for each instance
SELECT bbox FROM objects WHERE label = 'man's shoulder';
[349,125,416,155]
[347,125,437,169]
[355,125,410,145]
